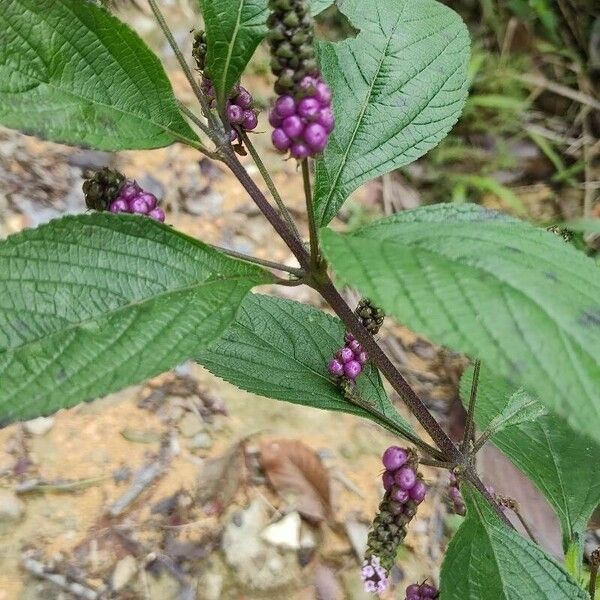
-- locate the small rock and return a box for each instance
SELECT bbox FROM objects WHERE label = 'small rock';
[188,432,213,450]
[300,525,317,550]
[344,518,369,561]
[24,416,54,436]
[202,572,224,600]
[0,489,24,522]
[178,412,205,438]
[112,555,137,592]
[261,512,301,550]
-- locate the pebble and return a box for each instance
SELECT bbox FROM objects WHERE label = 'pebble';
[261,512,301,550]
[0,489,25,522]
[24,416,54,436]
[111,555,137,591]
[188,432,213,450]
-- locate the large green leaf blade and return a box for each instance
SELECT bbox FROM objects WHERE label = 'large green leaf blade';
[0,0,198,150]
[321,203,600,445]
[314,0,470,225]
[201,0,268,109]
[0,214,271,423]
[196,294,413,437]
[461,366,600,547]
[440,486,588,599]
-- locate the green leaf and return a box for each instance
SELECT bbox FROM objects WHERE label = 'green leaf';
[314,0,470,226]
[461,366,600,547]
[321,203,600,446]
[0,0,198,150]
[440,485,588,600]
[0,214,272,423]
[196,294,413,437]
[311,0,334,15]
[201,0,268,109]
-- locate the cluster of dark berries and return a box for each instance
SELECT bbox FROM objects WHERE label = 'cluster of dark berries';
[108,181,165,222]
[361,447,427,594]
[267,0,334,158]
[404,582,439,599]
[83,168,165,222]
[328,331,368,381]
[447,472,466,516]
[193,31,259,143]
[267,0,317,94]
[356,298,385,335]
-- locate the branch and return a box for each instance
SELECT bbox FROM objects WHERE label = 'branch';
[461,359,481,453]
[301,159,319,267]
[210,244,304,276]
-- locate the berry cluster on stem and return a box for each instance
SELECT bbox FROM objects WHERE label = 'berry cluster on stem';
[193,31,259,144]
[361,447,428,594]
[356,298,385,335]
[328,331,368,382]
[267,0,334,158]
[447,471,466,516]
[404,582,439,599]
[83,168,165,222]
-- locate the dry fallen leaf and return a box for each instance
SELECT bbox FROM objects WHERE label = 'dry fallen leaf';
[260,438,331,523]
[196,441,244,512]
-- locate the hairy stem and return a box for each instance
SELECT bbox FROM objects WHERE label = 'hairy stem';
[147,0,220,136]
[177,101,213,139]
[461,359,481,453]
[210,244,304,276]
[240,131,302,242]
[301,159,319,267]
[590,549,600,600]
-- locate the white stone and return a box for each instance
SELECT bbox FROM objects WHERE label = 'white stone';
[261,512,301,550]
[112,555,137,591]
[0,489,24,522]
[24,416,54,436]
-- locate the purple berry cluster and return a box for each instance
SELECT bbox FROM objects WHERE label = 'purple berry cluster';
[328,331,368,382]
[448,472,466,516]
[361,448,427,594]
[201,77,259,143]
[109,181,165,222]
[405,582,439,600]
[269,75,334,158]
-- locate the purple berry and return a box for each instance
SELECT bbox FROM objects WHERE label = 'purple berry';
[382,446,408,471]
[303,122,328,152]
[299,75,318,94]
[343,360,362,380]
[409,480,427,504]
[149,207,165,222]
[297,97,321,120]
[344,332,355,343]
[317,107,335,133]
[406,594,420,600]
[227,104,244,124]
[315,81,332,105]
[328,358,344,377]
[275,95,296,117]
[395,466,417,490]
[110,198,128,213]
[406,585,420,596]
[242,110,258,131]
[268,109,283,128]
[421,583,437,598]
[137,192,157,210]
[236,87,253,109]
[391,487,409,504]
[282,115,304,138]
[129,195,151,214]
[230,129,239,142]
[448,472,457,485]
[382,471,394,491]
[337,346,354,363]
[119,182,140,201]
[290,142,310,159]
[348,339,362,355]
[448,486,461,502]
[357,351,369,365]
[272,128,291,152]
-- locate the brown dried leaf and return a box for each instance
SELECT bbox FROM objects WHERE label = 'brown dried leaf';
[196,441,243,511]
[260,439,331,523]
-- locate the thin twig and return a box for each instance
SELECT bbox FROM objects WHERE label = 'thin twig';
[240,130,303,242]
[461,359,481,453]
[210,244,304,276]
[497,496,539,545]
[302,159,319,267]
[516,73,600,111]
[146,0,220,137]
[177,100,212,139]
[589,548,600,600]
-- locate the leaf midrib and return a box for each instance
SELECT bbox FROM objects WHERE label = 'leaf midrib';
[0,274,255,357]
